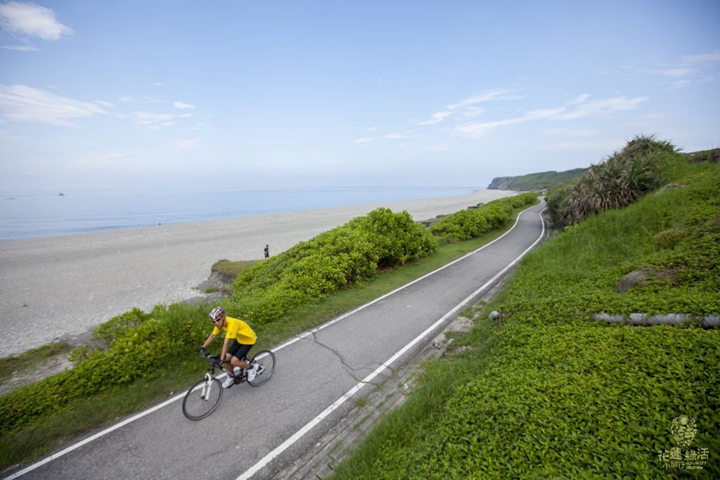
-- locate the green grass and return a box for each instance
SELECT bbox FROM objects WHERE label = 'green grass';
[0,203,535,472]
[329,157,720,479]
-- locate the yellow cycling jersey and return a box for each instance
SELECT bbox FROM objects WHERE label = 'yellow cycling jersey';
[212,316,257,345]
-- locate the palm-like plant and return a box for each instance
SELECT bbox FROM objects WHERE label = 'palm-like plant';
[547,135,676,228]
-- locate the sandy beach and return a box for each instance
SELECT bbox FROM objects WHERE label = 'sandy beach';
[0,189,517,357]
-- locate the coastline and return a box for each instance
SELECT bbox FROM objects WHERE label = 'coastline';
[0,189,517,357]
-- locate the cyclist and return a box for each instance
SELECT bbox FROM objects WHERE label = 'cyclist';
[199,306,258,388]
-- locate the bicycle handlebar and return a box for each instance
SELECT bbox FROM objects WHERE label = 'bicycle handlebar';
[200,352,227,368]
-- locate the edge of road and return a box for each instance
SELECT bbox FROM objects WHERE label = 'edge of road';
[273,275,513,480]
[271,207,549,480]
[3,203,547,480]
[272,205,549,480]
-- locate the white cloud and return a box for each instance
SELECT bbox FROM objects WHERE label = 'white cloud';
[0,1,73,40]
[670,80,691,90]
[173,101,196,109]
[385,132,421,140]
[354,137,375,144]
[366,126,378,132]
[556,96,647,120]
[447,89,522,110]
[461,106,484,118]
[1,44,37,51]
[418,89,521,126]
[425,143,451,152]
[455,95,647,139]
[568,94,590,104]
[455,108,565,138]
[95,100,114,108]
[161,139,202,149]
[191,122,210,131]
[133,111,192,127]
[118,95,161,105]
[643,67,697,78]
[634,51,720,89]
[682,50,720,64]
[419,110,454,125]
[0,84,106,126]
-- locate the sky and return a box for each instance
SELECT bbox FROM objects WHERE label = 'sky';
[0,0,719,192]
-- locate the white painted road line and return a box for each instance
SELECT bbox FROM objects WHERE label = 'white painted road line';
[6,204,544,480]
[236,207,546,480]
[4,393,187,480]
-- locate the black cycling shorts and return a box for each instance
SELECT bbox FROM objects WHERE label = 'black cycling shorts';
[227,340,253,361]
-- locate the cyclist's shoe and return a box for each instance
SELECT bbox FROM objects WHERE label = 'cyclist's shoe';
[222,376,234,389]
[247,363,259,382]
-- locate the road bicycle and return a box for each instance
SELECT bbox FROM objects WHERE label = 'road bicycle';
[182,349,276,420]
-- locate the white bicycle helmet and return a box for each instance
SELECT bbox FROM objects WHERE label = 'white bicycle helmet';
[208,306,226,323]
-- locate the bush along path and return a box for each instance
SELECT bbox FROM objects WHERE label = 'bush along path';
[330,140,719,479]
[0,193,536,470]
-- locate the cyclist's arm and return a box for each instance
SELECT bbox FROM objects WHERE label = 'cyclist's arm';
[201,333,217,350]
[221,336,232,361]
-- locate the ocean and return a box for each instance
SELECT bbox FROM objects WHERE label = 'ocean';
[0,186,477,241]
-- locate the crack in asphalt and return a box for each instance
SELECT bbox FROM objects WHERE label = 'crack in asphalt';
[301,333,392,385]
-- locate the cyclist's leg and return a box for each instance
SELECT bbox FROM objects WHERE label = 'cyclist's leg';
[227,341,253,369]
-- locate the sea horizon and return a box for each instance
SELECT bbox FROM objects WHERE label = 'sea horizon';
[0,185,482,241]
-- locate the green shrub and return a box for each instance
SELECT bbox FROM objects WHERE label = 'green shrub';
[429,193,536,240]
[228,208,437,326]
[0,303,209,434]
[88,307,152,348]
[547,135,677,228]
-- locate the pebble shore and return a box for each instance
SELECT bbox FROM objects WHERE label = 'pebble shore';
[0,190,516,357]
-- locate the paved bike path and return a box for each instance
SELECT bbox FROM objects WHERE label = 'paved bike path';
[8,203,545,480]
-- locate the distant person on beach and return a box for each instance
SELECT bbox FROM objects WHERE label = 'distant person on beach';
[199,307,258,388]
[264,245,270,258]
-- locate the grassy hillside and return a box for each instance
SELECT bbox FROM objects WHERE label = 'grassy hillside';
[331,145,719,478]
[488,168,588,191]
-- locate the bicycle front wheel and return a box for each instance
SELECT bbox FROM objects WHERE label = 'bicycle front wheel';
[182,376,223,420]
[248,350,276,387]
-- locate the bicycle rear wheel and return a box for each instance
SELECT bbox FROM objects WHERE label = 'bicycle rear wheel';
[183,376,223,420]
[248,350,276,387]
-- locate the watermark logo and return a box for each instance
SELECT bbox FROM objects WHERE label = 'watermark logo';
[657,415,708,471]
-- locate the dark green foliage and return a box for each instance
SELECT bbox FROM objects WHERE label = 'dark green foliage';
[228,208,437,325]
[403,323,719,479]
[429,193,537,240]
[547,135,677,228]
[0,303,210,434]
